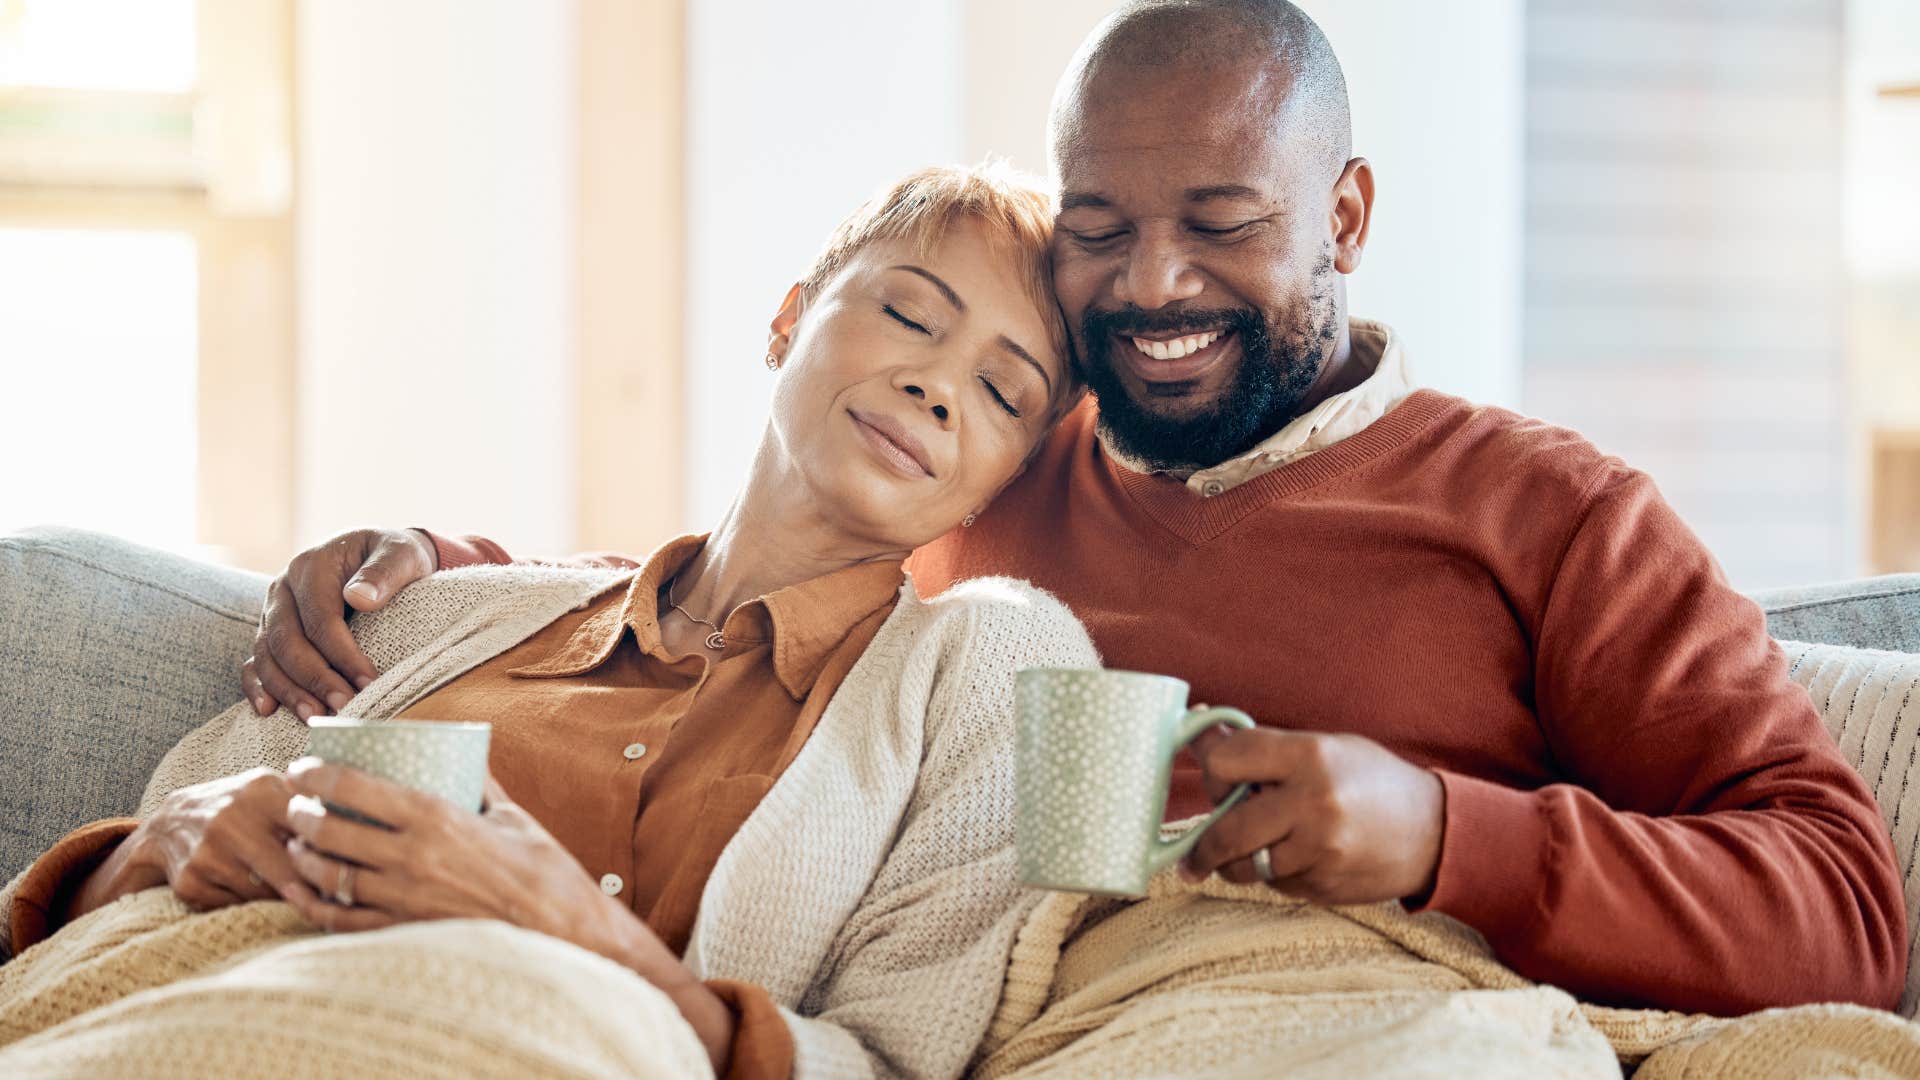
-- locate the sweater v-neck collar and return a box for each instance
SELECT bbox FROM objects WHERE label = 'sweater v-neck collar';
[1100,389,1453,545]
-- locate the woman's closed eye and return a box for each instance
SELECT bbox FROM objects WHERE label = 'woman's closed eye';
[883,304,932,334]
[980,376,1021,419]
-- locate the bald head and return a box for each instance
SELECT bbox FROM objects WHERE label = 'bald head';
[1050,0,1351,185]
[1041,0,1375,474]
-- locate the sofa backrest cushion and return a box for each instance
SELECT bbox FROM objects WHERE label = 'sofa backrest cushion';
[1757,575,1920,654]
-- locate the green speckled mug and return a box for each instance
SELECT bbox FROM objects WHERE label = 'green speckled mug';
[1015,668,1255,897]
[303,718,491,821]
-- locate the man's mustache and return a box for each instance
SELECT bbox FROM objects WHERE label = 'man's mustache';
[1082,305,1260,340]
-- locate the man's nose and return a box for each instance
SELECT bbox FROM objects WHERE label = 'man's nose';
[1115,238,1204,310]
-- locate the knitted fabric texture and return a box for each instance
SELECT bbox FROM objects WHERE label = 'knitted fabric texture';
[0,890,712,1077]
[973,870,1920,1079]
[0,564,1102,1080]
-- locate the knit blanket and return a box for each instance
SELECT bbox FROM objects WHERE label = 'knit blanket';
[0,887,711,1078]
[973,870,1920,1079]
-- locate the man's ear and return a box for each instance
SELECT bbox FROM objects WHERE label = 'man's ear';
[767,283,805,368]
[1329,157,1374,275]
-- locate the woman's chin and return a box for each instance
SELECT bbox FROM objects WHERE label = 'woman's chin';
[803,476,945,550]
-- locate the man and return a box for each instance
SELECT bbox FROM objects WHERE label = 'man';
[242,1,1902,1016]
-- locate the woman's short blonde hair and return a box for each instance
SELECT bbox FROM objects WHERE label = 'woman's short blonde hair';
[797,161,1082,421]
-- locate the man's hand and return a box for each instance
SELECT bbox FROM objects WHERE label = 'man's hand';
[1181,727,1446,906]
[241,528,438,721]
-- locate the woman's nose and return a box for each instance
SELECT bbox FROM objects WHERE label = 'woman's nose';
[902,384,949,423]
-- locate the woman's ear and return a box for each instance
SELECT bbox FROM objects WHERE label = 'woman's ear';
[767,283,805,369]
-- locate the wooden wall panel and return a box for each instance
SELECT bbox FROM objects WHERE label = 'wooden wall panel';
[575,0,685,556]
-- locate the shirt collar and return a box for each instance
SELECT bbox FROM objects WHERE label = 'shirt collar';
[509,533,904,699]
[760,558,906,697]
[1100,317,1414,493]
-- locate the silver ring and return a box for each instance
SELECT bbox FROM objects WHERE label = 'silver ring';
[1251,847,1275,883]
[333,864,356,907]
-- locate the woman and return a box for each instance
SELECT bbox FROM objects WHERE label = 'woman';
[0,163,1097,1078]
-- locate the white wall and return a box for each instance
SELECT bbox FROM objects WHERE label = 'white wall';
[683,0,965,527]
[1296,0,1525,407]
[961,0,1119,174]
[296,0,577,555]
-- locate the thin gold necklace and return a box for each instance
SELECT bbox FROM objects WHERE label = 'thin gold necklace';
[665,575,727,651]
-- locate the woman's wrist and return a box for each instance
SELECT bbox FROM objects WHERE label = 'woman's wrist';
[64,827,163,924]
[591,904,735,1073]
[663,976,737,1076]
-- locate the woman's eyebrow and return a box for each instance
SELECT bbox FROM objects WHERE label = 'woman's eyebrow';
[998,336,1052,394]
[890,265,966,312]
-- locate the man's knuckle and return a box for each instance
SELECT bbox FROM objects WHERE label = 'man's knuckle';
[262,622,295,653]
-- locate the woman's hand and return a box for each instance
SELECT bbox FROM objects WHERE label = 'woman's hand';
[278,759,738,1070]
[69,767,303,922]
[277,759,619,943]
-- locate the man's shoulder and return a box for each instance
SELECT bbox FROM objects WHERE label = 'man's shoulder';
[1405,390,1629,507]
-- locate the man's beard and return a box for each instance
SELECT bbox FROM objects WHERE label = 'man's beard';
[1079,272,1338,474]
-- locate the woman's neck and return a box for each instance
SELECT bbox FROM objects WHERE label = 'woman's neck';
[668,466,909,625]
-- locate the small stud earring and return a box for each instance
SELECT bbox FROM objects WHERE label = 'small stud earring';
[961,513,977,528]
[765,352,779,371]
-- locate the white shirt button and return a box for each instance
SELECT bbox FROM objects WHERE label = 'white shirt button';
[599,873,624,896]
[622,742,648,760]
[1201,480,1225,497]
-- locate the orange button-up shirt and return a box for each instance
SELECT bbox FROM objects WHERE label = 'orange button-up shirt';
[398,534,905,956]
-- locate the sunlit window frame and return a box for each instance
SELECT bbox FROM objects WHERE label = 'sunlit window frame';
[0,0,295,571]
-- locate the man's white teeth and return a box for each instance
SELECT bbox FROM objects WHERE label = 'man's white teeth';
[1131,330,1222,360]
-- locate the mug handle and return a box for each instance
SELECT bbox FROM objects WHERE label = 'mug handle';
[1144,706,1258,876]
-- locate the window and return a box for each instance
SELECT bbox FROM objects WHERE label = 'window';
[0,0,293,568]
[0,228,199,543]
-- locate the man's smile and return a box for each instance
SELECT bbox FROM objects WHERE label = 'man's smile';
[1114,328,1237,387]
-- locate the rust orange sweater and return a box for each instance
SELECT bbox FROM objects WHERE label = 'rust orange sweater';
[909,390,1905,1017]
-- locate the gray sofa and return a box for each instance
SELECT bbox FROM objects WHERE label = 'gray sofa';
[4,525,1920,997]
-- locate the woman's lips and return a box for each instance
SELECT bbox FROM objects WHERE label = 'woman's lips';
[1117,329,1236,384]
[849,409,935,479]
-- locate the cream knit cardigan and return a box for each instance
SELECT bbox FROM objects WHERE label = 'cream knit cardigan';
[1,564,1101,1079]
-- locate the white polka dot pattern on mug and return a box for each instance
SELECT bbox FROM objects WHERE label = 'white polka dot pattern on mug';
[1015,669,1188,897]
[304,720,492,813]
